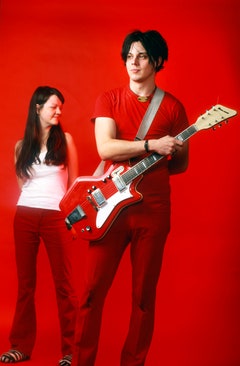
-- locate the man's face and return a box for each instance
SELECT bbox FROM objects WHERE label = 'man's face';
[126,41,156,83]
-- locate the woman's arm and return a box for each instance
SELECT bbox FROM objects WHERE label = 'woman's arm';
[65,132,79,187]
[14,140,26,190]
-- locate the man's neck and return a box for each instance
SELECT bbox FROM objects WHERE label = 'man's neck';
[129,80,156,98]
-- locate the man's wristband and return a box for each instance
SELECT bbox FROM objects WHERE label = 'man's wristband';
[144,140,149,153]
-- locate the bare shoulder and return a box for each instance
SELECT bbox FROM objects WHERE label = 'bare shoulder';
[15,139,22,148]
[15,139,23,154]
[64,132,73,144]
[14,139,23,163]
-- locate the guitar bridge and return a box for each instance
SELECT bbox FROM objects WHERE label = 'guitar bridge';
[65,205,86,229]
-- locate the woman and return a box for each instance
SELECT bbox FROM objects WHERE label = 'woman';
[0,86,79,366]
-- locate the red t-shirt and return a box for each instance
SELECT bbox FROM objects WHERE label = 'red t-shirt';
[92,86,189,205]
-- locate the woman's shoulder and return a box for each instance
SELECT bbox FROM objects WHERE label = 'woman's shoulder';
[64,132,76,147]
[64,132,72,141]
[15,139,23,154]
[15,139,22,148]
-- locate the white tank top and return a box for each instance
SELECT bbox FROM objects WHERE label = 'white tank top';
[17,150,68,211]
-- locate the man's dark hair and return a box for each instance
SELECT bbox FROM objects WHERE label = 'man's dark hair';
[121,30,168,72]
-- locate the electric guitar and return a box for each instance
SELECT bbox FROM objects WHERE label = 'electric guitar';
[60,104,237,241]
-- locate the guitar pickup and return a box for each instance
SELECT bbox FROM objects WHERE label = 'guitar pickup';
[65,205,86,229]
[112,175,127,192]
[91,188,106,207]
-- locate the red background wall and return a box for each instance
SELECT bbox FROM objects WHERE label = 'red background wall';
[0,0,239,365]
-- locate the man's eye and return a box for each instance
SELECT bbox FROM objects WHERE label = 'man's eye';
[126,53,148,60]
[139,54,148,59]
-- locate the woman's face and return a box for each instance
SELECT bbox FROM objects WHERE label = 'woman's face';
[37,94,63,129]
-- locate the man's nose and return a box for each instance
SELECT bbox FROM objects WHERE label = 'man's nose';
[131,55,139,64]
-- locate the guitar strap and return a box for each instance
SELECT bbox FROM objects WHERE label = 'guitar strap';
[93,87,165,176]
[135,87,165,141]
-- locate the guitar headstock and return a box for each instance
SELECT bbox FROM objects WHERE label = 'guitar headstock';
[194,104,237,131]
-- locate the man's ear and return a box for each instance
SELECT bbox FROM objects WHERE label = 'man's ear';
[156,56,163,70]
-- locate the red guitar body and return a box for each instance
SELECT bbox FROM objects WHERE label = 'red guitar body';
[60,162,143,241]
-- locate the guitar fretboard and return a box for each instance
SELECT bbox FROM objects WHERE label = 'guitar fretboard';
[176,125,197,141]
[122,124,198,185]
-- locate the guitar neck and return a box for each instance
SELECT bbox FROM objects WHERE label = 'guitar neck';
[122,124,197,185]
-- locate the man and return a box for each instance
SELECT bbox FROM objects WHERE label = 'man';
[72,29,189,366]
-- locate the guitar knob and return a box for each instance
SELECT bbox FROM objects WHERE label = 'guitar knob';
[92,186,96,190]
[86,226,91,232]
